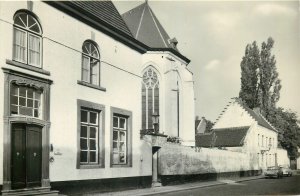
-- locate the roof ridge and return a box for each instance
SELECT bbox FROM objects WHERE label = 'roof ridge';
[213,126,250,131]
[147,4,168,47]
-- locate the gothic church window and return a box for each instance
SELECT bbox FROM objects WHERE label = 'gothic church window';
[142,67,159,129]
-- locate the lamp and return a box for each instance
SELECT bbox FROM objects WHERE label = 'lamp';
[152,111,160,134]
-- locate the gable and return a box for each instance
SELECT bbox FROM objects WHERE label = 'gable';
[213,102,254,129]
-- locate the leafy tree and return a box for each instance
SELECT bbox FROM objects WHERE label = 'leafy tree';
[239,37,281,117]
[267,107,300,158]
[239,41,260,109]
[239,37,299,157]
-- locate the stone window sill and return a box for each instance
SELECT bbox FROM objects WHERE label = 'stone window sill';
[110,164,132,168]
[77,80,106,92]
[78,164,104,169]
[6,59,50,76]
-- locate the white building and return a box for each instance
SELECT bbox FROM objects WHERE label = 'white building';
[196,98,289,170]
[0,1,195,195]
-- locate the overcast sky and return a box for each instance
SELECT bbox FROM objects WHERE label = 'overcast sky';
[114,0,300,122]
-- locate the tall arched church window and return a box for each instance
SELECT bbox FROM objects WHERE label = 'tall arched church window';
[13,11,42,67]
[81,41,100,86]
[142,68,159,129]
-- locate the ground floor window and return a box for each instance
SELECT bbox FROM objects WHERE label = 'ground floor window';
[77,100,105,169]
[110,107,132,167]
[112,115,127,164]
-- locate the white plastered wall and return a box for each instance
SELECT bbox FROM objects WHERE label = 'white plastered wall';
[213,102,254,129]
[141,52,195,146]
[0,1,153,182]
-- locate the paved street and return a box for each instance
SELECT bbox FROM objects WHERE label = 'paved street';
[154,175,300,196]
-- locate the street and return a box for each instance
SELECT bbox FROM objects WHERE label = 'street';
[154,175,300,196]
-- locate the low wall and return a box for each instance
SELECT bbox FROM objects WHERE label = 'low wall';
[277,148,290,166]
[158,143,258,175]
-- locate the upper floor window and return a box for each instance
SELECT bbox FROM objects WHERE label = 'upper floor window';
[13,11,42,67]
[10,83,42,118]
[258,134,260,146]
[141,67,159,129]
[81,41,100,86]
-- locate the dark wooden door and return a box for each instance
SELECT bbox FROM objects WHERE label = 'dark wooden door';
[11,124,42,189]
[11,124,26,189]
[26,125,42,187]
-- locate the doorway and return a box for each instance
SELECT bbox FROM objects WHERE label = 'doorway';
[11,123,42,189]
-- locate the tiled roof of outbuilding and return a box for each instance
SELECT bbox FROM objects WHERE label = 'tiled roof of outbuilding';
[67,1,133,37]
[196,126,250,148]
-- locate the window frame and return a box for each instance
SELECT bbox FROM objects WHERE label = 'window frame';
[12,11,43,68]
[110,106,132,167]
[81,40,101,86]
[10,83,43,119]
[77,99,105,169]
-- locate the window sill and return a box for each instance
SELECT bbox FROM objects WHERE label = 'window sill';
[78,164,104,169]
[6,59,50,76]
[110,164,132,168]
[77,80,106,92]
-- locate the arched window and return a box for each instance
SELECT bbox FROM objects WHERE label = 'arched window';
[81,41,100,85]
[13,11,42,67]
[142,67,159,129]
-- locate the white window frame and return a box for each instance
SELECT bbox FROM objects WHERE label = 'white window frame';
[112,115,127,165]
[13,12,42,68]
[10,84,42,119]
[80,109,99,165]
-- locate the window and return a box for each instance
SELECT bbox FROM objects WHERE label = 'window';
[142,67,159,129]
[110,107,132,167]
[258,134,260,146]
[80,110,99,164]
[262,135,264,147]
[269,138,272,147]
[81,41,100,86]
[112,115,127,164]
[77,100,105,169]
[10,83,42,118]
[13,11,42,67]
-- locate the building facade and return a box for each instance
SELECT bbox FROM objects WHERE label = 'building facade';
[196,98,287,170]
[0,1,195,194]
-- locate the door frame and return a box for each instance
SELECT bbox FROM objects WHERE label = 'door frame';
[2,68,52,191]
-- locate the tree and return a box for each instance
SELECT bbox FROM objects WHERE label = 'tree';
[239,37,281,117]
[267,107,300,158]
[239,41,260,109]
[239,37,299,158]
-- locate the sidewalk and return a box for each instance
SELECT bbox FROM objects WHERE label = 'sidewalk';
[83,175,264,196]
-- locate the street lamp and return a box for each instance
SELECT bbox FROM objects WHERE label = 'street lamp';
[152,111,160,134]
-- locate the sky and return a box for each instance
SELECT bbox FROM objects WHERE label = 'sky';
[114,0,300,122]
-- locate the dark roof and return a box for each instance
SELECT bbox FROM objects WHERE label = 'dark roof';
[45,1,190,63]
[122,2,177,49]
[235,99,276,131]
[68,1,132,37]
[45,1,147,53]
[196,126,250,148]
